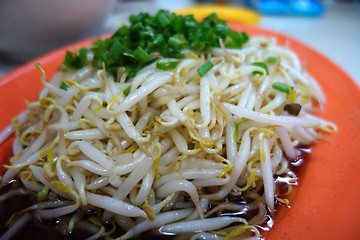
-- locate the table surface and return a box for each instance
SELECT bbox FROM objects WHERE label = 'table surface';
[1,1,359,86]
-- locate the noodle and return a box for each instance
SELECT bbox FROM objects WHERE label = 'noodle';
[0,10,335,240]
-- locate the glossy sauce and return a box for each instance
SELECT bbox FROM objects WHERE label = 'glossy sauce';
[0,148,310,239]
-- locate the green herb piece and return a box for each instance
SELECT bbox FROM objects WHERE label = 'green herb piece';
[63,48,88,69]
[59,82,69,91]
[272,82,294,94]
[251,62,269,75]
[37,186,49,201]
[64,11,249,77]
[157,11,171,27]
[197,60,213,77]
[267,56,277,64]
[226,31,249,48]
[123,85,131,96]
[134,47,151,63]
[156,59,178,70]
[168,33,187,50]
[108,40,128,61]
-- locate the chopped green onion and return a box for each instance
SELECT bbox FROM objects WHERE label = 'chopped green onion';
[134,47,151,63]
[226,31,249,48]
[272,82,294,94]
[267,56,277,64]
[123,85,131,96]
[172,15,185,33]
[156,59,178,70]
[153,35,165,47]
[63,48,88,69]
[251,62,269,75]
[108,40,127,61]
[65,11,250,77]
[156,11,171,27]
[37,186,49,201]
[215,23,230,36]
[60,82,69,91]
[197,60,213,77]
[168,33,187,50]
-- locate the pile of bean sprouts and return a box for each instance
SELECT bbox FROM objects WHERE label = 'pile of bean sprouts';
[0,36,336,240]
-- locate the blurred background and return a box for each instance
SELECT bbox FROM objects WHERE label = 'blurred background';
[0,0,359,84]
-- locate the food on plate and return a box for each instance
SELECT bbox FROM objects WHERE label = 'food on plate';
[0,10,336,240]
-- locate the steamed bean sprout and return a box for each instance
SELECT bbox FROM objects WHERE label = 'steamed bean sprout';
[0,11,335,240]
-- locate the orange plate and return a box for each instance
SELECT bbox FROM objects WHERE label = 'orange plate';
[1,24,360,239]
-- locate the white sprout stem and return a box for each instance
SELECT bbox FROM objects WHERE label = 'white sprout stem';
[259,93,286,113]
[116,113,150,143]
[130,63,157,92]
[225,114,237,163]
[77,141,114,170]
[201,128,251,200]
[113,155,153,200]
[29,165,68,198]
[190,232,223,240]
[48,121,80,131]
[72,167,88,205]
[271,144,283,170]
[56,157,76,191]
[169,129,198,155]
[71,95,103,120]
[156,179,203,218]
[112,153,145,176]
[260,135,275,213]
[1,130,47,185]
[119,208,194,240]
[117,71,173,113]
[0,126,15,145]
[64,129,107,140]
[224,102,320,129]
[197,75,211,128]
[154,168,223,189]
[68,160,111,176]
[167,99,197,135]
[36,202,80,219]
[237,84,253,108]
[192,174,230,187]
[130,169,155,206]
[86,176,109,190]
[160,216,247,234]
[275,126,296,159]
[86,192,147,218]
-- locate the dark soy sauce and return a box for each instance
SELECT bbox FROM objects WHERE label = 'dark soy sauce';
[0,181,174,239]
[0,148,311,239]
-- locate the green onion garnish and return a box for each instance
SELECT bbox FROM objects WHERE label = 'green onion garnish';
[157,11,171,27]
[134,47,151,63]
[156,59,178,70]
[123,85,131,96]
[63,48,87,69]
[64,10,249,77]
[251,62,269,75]
[168,33,187,50]
[272,82,294,94]
[37,186,49,201]
[60,82,69,91]
[197,60,213,77]
[267,56,277,64]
